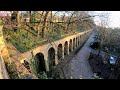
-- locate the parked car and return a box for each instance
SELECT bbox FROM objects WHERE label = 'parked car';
[90,41,100,49]
[109,55,117,65]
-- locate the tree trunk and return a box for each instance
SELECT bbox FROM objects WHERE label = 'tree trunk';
[29,11,31,23]
[17,11,20,27]
[17,11,20,23]
[41,11,49,38]
[26,11,31,23]
[37,11,44,37]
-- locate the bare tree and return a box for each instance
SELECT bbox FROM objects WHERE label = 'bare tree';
[26,11,31,22]
[97,12,110,49]
[17,11,20,27]
[41,11,50,38]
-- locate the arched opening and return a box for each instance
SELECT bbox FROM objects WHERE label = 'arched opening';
[78,37,80,46]
[48,47,55,69]
[81,35,83,43]
[48,47,55,77]
[22,60,31,73]
[79,35,81,45]
[34,53,46,73]
[69,39,72,52]
[64,41,68,55]
[58,44,62,61]
[73,38,75,49]
[76,37,78,47]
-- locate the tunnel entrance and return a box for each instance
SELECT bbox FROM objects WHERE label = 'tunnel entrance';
[64,41,68,55]
[34,53,46,73]
[58,44,63,61]
[69,39,72,52]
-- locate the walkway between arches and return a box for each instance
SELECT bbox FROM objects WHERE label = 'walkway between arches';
[63,31,95,79]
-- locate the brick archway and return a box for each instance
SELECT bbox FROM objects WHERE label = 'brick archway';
[69,39,72,52]
[73,38,75,49]
[48,47,55,69]
[34,53,46,73]
[64,41,68,55]
[58,44,63,61]
[76,37,78,47]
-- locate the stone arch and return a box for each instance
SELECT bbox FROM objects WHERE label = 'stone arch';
[78,37,80,46]
[73,38,75,49]
[81,35,83,43]
[34,53,46,73]
[58,44,63,61]
[80,35,81,39]
[64,41,68,55]
[76,37,78,47]
[69,39,72,52]
[22,60,31,73]
[79,35,81,44]
[48,47,55,68]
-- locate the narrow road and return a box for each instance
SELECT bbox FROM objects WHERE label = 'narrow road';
[63,31,95,79]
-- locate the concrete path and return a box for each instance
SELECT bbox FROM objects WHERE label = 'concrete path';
[63,31,95,79]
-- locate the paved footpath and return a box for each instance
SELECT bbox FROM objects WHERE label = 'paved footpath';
[63,31,95,79]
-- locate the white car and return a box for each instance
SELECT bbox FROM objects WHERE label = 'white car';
[109,56,117,65]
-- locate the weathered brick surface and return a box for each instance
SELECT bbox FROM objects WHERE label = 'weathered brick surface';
[0,25,9,79]
[0,26,31,79]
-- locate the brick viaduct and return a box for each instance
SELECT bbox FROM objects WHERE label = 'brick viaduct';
[20,30,92,72]
[0,24,92,78]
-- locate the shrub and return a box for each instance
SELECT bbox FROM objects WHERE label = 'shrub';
[29,55,48,79]
[5,63,24,79]
[0,20,3,25]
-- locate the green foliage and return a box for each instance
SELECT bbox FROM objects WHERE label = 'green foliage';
[46,31,61,41]
[29,56,48,79]
[79,28,84,32]
[5,63,24,79]
[52,71,64,79]
[3,22,87,53]
[90,73,103,79]
[3,26,43,52]
[31,11,40,22]
[0,20,3,25]
[38,71,48,79]
[29,57,39,77]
